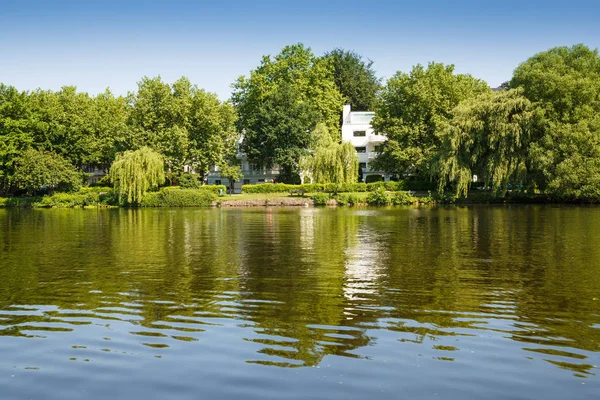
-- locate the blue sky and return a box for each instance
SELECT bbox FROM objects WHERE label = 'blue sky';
[1,0,599,100]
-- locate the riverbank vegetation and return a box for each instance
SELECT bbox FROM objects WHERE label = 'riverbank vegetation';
[1,43,599,206]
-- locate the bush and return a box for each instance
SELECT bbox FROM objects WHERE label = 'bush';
[366,187,390,205]
[391,191,418,205]
[179,173,203,189]
[365,174,384,184]
[141,188,217,207]
[312,192,330,206]
[200,185,227,195]
[404,180,436,191]
[336,193,359,206]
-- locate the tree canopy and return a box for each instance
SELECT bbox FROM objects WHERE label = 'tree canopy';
[109,147,165,205]
[435,89,537,196]
[323,48,380,112]
[510,44,600,200]
[12,149,82,195]
[301,124,358,184]
[371,63,490,179]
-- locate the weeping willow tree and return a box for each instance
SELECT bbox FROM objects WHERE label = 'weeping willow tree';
[435,89,537,197]
[302,124,358,184]
[109,147,165,204]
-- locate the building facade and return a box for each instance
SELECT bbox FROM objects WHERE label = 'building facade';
[341,104,390,182]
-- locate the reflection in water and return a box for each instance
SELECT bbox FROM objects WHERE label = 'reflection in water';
[0,207,599,399]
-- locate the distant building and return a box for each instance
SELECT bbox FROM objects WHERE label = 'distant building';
[206,132,280,193]
[341,104,390,182]
[208,104,391,190]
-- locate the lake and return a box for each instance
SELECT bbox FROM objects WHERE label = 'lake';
[0,206,599,399]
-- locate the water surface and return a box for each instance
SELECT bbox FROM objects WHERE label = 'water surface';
[0,206,599,399]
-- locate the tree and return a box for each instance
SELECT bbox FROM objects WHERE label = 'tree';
[510,44,600,200]
[12,149,81,194]
[240,82,319,183]
[0,84,34,195]
[323,48,380,112]
[302,124,358,184]
[109,147,165,205]
[129,76,237,179]
[220,163,243,192]
[435,89,537,197]
[232,44,344,183]
[370,63,490,178]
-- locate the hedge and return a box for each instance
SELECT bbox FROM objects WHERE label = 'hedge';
[241,181,435,194]
[0,190,116,208]
[141,188,217,207]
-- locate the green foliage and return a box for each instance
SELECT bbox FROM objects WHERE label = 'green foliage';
[141,188,217,207]
[301,124,358,184]
[311,192,330,206]
[200,184,228,195]
[109,147,165,205]
[365,174,384,184]
[371,63,490,178]
[130,76,237,177]
[219,164,243,190]
[12,149,82,194]
[366,187,390,206]
[435,89,537,197]
[390,191,418,205]
[336,193,359,206]
[178,173,203,189]
[323,48,380,112]
[233,44,344,182]
[510,44,600,200]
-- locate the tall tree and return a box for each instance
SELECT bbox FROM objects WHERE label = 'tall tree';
[109,147,165,205]
[241,83,319,183]
[435,89,537,196]
[130,76,237,178]
[302,123,358,184]
[371,63,490,178]
[323,48,380,112]
[510,44,600,200]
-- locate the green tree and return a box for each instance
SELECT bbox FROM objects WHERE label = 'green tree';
[12,149,81,194]
[219,163,243,192]
[302,123,358,184]
[109,147,165,205]
[371,63,490,178]
[510,44,600,200]
[435,89,537,196]
[130,76,237,179]
[0,84,34,195]
[323,48,380,112]
[240,83,319,183]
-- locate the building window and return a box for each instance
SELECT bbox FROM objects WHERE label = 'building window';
[353,130,366,137]
[355,147,366,153]
[243,179,250,185]
[258,179,265,183]
[374,144,383,153]
[215,180,221,185]
[359,162,367,169]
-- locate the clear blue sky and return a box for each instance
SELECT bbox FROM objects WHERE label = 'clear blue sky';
[1,0,599,100]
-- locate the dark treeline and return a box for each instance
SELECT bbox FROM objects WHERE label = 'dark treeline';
[1,43,600,202]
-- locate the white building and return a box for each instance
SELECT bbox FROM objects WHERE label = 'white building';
[206,132,280,193]
[208,104,390,190]
[341,104,390,182]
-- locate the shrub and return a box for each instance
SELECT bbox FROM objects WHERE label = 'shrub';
[141,188,217,207]
[365,174,384,184]
[337,193,359,206]
[312,192,330,206]
[366,187,390,206]
[200,185,227,195]
[179,173,203,189]
[391,191,418,205]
